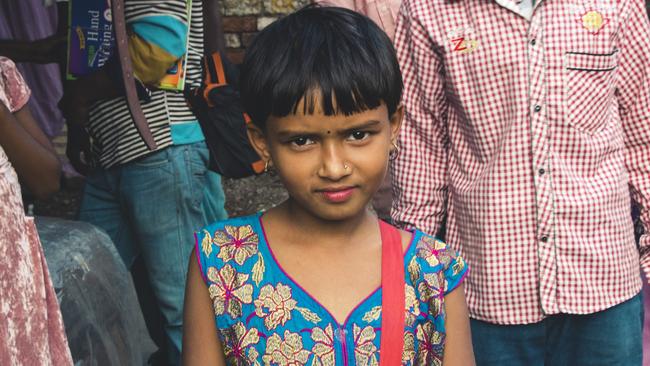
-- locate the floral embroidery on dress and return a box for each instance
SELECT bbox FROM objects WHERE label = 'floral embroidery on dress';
[451,256,466,278]
[254,283,298,330]
[407,256,421,284]
[262,330,311,365]
[295,307,322,324]
[208,265,254,318]
[415,236,453,269]
[201,229,214,257]
[252,253,266,286]
[402,331,416,365]
[362,306,382,323]
[404,284,421,327]
[417,273,444,318]
[198,218,468,366]
[415,322,444,366]
[311,324,335,366]
[248,348,262,366]
[214,224,259,265]
[353,325,378,366]
[221,322,261,365]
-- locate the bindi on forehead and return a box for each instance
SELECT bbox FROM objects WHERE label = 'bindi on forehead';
[327,130,331,134]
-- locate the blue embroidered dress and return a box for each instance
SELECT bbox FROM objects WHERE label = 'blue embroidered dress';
[194,213,468,366]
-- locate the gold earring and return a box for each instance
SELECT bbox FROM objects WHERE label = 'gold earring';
[264,160,270,173]
[390,141,400,161]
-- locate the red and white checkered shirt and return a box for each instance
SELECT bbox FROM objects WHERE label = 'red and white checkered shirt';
[391,0,650,324]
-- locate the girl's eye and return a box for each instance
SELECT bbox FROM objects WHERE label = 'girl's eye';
[290,137,314,147]
[348,131,370,141]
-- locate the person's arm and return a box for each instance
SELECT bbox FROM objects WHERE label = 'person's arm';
[182,248,226,366]
[390,1,449,236]
[442,284,475,366]
[0,103,61,198]
[61,0,191,125]
[618,0,650,280]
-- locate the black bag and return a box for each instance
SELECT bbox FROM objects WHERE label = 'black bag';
[185,52,264,178]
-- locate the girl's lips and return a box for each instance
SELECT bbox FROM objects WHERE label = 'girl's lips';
[320,187,356,203]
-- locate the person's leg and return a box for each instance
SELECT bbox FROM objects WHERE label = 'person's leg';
[121,142,227,365]
[201,170,228,223]
[546,293,643,366]
[78,168,138,267]
[470,318,545,366]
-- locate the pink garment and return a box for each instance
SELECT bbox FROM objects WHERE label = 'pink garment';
[0,58,72,365]
[0,58,30,113]
[316,0,402,39]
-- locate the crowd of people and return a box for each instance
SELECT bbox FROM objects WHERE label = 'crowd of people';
[0,0,649,365]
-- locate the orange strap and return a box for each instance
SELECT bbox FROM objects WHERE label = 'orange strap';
[379,220,405,366]
[202,52,227,107]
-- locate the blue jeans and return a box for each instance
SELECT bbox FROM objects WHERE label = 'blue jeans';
[79,142,228,365]
[471,293,643,366]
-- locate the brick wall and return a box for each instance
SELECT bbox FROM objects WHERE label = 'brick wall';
[221,0,312,63]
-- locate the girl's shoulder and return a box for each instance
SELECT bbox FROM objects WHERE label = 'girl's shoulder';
[404,228,468,295]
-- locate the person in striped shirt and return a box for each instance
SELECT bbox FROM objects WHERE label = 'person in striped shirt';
[61,1,227,364]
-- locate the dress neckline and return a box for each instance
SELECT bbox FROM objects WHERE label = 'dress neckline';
[255,213,416,327]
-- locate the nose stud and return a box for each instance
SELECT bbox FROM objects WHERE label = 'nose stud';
[343,163,350,170]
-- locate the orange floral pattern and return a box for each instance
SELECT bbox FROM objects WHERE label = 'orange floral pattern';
[214,224,259,265]
[207,265,253,318]
[254,283,298,330]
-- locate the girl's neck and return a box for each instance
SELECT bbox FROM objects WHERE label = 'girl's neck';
[268,199,377,249]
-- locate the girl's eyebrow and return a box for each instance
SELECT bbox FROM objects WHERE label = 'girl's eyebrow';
[340,120,382,133]
[275,120,383,138]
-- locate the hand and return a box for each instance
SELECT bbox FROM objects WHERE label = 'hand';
[39,35,67,64]
[66,123,94,176]
[0,35,67,64]
[59,80,91,127]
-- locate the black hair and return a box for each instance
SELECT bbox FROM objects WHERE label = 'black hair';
[240,5,403,129]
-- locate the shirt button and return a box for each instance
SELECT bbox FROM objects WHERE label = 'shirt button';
[539,168,545,175]
[534,105,542,112]
[540,236,548,242]
[530,38,536,46]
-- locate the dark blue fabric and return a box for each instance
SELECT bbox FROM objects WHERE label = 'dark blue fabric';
[471,293,643,366]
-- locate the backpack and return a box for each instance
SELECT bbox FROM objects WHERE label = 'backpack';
[185,51,264,178]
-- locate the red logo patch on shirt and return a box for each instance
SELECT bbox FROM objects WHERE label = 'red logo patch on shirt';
[450,37,479,54]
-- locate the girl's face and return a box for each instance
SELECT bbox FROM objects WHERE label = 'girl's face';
[248,99,403,222]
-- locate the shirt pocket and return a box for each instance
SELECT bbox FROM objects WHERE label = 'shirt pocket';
[563,50,619,134]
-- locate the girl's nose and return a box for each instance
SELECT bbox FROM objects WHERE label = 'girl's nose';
[317,143,351,180]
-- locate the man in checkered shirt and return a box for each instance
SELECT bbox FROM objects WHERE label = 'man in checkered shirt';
[391,0,650,363]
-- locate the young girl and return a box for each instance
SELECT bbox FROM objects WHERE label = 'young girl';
[183,6,474,366]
